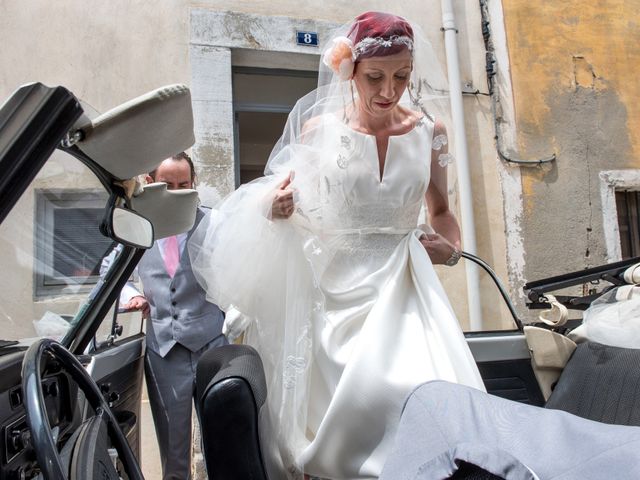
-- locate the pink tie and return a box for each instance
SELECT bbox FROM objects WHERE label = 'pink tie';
[163,235,180,278]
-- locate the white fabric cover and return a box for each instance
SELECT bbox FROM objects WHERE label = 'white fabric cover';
[77,84,194,180]
[570,285,640,348]
[381,380,640,480]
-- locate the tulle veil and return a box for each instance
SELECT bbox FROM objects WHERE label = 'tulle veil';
[188,12,453,477]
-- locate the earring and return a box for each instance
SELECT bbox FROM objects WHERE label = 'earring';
[343,80,357,124]
[342,81,356,124]
[350,81,356,107]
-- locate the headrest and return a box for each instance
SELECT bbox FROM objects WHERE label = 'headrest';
[623,263,640,284]
[130,182,198,239]
[76,84,194,180]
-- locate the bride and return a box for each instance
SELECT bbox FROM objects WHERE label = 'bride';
[189,11,485,479]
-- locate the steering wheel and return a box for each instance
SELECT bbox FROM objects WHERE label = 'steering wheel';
[21,338,144,480]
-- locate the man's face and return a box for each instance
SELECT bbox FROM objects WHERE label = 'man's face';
[150,159,193,190]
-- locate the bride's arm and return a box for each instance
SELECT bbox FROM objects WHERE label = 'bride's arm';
[421,120,462,265]
[268,116,321,219]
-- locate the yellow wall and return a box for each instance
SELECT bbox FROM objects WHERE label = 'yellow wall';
[505,1,639,161]
[501,0,640,282]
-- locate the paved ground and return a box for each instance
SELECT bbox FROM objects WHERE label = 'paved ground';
[138,382,205,479]
[140,394,162,479]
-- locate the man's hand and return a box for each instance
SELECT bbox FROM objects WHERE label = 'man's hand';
[123,295,150,319]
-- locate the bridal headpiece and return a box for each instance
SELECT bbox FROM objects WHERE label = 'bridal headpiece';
[322,12,415,81]
[322,36,355,81]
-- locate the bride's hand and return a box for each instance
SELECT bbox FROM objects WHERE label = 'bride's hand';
[271,172,296,219]
[419,233,458,265]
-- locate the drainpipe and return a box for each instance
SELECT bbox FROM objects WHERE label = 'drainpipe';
[441,0,483,330]
[479,0,556,167]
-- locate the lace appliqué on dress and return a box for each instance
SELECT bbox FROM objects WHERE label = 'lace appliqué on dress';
[336,134,353,169]
[328,202,422,233]
[432,134,448,151]
[431,134,453,167]
[337,233,406,262]
[283,355,308,389]
[282,321,313,389]
[438,153,454,167]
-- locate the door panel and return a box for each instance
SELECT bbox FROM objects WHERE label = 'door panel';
[466,332,545,406]
[86,335,145,459]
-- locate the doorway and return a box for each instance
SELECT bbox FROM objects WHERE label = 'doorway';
[232,67,318,185]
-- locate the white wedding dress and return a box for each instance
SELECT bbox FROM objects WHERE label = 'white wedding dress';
[189,113,485,480]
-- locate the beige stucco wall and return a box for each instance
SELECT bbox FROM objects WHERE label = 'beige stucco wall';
[0,0,434,104]
[0,0,192,110]
[0,1,512,334]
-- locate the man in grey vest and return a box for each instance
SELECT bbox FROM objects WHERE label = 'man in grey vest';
[119,152,227,479]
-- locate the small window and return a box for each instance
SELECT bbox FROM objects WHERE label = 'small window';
[34,189,113,298]
[615,190,640,259]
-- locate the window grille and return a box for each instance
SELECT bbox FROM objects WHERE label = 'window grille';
[34,189,113,297]
[615,190,640,259]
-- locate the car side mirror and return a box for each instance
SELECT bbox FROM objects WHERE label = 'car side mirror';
[110,207,154,249]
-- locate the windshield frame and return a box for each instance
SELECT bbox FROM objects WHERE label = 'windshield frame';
[0,83,83,224]
[0,83,149,353]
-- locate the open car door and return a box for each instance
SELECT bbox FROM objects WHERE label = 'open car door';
[0,82,195,479]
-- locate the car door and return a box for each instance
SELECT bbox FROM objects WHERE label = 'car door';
[84,306,147,460]
[461,252,640,408]
[458,254,545,406]
[0,149,148,460]
[0,83,148,474]
[466,330,544,405]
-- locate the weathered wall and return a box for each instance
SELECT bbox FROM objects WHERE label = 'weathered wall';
[0,0,192,110]
[501,1,640,288]
[0,0,430,104]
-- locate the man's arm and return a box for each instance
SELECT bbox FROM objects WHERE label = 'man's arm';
[101,244,149,317]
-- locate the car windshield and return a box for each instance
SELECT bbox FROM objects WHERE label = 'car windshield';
[0,149,138,346]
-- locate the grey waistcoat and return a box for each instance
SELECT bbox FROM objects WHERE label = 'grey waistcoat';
[138,209,224,357]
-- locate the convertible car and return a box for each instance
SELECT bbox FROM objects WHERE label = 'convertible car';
[1,81,639,480]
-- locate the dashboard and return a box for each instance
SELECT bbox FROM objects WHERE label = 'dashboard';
[0,351,78,480]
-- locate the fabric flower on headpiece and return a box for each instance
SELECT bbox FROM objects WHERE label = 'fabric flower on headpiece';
[322,36,355,81]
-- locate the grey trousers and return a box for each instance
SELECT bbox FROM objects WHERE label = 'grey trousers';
[145,335,228,480]
[380,380,640,480]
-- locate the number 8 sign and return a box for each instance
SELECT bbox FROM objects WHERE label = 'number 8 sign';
[296,31,319,47]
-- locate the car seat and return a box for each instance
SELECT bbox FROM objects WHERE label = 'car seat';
[195,344,285,479]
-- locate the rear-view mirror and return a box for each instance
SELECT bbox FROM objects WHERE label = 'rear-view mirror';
[111,207,154,249]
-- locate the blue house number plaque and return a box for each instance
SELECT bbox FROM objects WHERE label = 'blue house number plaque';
[296,31,319,47]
